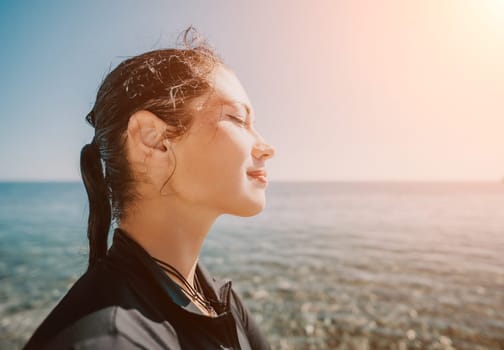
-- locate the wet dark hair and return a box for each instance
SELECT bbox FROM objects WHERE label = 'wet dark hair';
[80,26,223,271]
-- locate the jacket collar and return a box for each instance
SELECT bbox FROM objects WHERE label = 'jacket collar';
[105,227,233,317]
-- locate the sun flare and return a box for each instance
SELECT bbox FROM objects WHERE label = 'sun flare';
[476,0,504,33]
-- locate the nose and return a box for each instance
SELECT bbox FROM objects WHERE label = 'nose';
[252,137,276,161]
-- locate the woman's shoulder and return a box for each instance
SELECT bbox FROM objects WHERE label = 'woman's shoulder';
[36,306,181,350]
[23,264,181,350]
[22,262,149,349]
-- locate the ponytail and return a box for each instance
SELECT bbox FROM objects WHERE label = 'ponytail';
[80,138,112,271]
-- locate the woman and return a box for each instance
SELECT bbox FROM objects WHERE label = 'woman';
[23,26,275,350]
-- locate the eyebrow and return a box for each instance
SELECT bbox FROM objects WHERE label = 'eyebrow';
[220,99,255,122]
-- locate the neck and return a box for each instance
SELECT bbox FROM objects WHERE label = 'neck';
[119,195,219,291]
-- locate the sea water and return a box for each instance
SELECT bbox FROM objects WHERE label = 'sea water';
[1,181,503,349]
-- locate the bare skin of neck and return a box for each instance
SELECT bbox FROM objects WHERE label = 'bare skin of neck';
[119,192,219,311]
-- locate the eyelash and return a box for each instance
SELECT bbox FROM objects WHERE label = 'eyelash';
[226,114,248,127]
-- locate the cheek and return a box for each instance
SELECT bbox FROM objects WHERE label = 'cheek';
[205,126,250,178]
[179,125,250,187]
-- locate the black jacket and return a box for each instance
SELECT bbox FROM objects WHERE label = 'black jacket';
[23,228,271,350]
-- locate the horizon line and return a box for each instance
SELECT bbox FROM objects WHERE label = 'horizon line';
[1,179,503,184]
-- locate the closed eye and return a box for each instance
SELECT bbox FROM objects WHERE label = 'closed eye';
[226,114,248,127]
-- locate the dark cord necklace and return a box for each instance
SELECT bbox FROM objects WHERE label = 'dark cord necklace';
[116,228,217,316]
[151,256,216,315]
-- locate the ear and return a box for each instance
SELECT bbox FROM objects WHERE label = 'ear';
[127,110,176,157]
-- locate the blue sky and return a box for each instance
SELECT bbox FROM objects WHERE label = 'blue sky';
[1,0,503,181]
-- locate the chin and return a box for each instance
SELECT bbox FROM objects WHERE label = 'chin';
[227,197,266,217]
[241,204,265,217]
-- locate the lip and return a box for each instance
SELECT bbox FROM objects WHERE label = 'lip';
[246,169,268,177]
[246,168,268,184]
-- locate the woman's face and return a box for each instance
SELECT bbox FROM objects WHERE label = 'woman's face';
[167,65,275,217]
